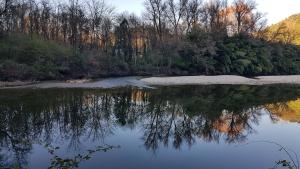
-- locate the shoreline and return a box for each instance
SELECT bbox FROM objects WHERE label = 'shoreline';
[141,75,300,86]
[2,75,300,89]
[0,77,151,89]
[0,81,40,88]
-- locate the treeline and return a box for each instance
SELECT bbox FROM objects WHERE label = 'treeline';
[0,0,299,80]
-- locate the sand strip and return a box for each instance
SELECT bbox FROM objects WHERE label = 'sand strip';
[2,75,300,89]
[0,77,153,89]
[141,75,300,85]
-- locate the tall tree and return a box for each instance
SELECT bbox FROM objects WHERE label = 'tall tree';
[165,0,187,38]
[40,0,51,39]
[201,0,228,34]
[115,19,133,62]
[184,0,202,33]
[87,0,113,49]
[144,0,167,42]
[232,0,256,34]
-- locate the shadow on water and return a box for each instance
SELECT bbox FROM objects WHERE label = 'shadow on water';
[1,85,300,168]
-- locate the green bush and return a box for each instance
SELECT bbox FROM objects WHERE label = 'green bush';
[0,34,75,80]
[0,32,300,81]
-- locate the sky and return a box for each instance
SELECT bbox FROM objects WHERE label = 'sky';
[107,0,300,25]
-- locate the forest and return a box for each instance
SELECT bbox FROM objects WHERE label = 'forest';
[0,0,300,81]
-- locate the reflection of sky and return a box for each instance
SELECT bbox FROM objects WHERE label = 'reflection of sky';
[108,0,300,25]
[27,110,300,169]
[3,86,300,169]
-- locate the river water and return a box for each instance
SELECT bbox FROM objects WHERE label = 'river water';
[1,85,300,169]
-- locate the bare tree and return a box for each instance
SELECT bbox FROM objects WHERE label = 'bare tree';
[128,13,141,63]
[200,0,228,34]
[67,0,87,48]
[184,0,202,33]
[40,0,51,39]
[101,16,113,52]
[0,0,10,16]
[165,0,187,38]
[87,0,112,49]
[232,0,256,34]
[28,0,40,35]
[144,0,167,41]
[0,0,12,35]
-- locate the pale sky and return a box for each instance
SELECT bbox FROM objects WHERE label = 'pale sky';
[108,0,300,25]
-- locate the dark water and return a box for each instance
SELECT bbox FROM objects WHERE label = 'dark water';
[1,85,300,169]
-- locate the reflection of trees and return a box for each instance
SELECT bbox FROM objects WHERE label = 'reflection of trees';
[142,105,262,151]
[0,85,300,166]
[0,118,30,169]
[265,103,291,122]
[265,99,300,123]
[214,108,261,143]
[0,89,117,167]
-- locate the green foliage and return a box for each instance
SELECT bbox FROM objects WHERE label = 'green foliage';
[215,35,274,75]
[0,34,75,80]
[0,31,300,81]
[45,144,119,169]
[177,31,299,76]
[275,160,295,169]
[267,13,300,45]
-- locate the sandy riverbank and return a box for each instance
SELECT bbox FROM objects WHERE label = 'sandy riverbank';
[2,75,300,89]
[0,77,152,89]
[0,81,39,88]
[141,75,300,85]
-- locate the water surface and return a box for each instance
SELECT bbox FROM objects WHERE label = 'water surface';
[1,85,300,169]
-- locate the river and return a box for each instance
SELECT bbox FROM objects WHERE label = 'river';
[1,85,300,169]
